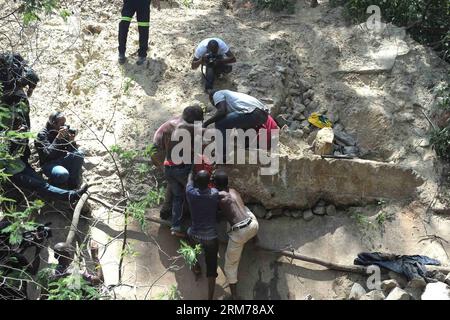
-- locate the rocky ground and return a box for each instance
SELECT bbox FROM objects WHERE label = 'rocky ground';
[1,0,450,299]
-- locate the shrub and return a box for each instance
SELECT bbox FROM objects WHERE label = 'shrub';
[177,240,202,269]
[430,126,450,160]
[331,0,450,62]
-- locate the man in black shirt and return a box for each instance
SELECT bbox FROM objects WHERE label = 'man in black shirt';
[0,53,39,129]
[35,111,85,189]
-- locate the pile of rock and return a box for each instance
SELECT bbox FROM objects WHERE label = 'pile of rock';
[247,200,337,221]
[307,122,360,157]
[347,272,450,300]
[275,86,317,138]
[331,123,360,157]
[274,86,361,158]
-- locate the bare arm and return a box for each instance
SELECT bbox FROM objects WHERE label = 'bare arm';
[218,50,236,64]
[191,57,204,70]
[203,101,227,127]
[87,242,104,285]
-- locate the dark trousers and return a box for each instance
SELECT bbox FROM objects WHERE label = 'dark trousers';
[10,165,77,202]
[204,62,232,90]
[164,164,192,231]
[215,109,268,159]
[42,151,85,189]
[118,0,151,57]
[189,236,219,278]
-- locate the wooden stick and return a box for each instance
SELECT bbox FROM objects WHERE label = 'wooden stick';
[421,109,437,130]
[256,244,450,274]
[90,195,126,213]
[65,193,89,246]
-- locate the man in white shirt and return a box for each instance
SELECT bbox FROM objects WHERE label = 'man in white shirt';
[203,90,269,158]
[191,38,236,91]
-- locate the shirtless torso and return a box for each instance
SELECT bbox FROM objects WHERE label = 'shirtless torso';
[166,119,199,163]
[218,188,249,226]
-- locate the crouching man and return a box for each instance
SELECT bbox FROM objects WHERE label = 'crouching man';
[35,111,84,189]
[191,38,236,92]
[213,169,259,300]
[3,117,88,205]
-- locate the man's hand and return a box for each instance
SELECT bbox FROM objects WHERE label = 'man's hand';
[17,124,28,132]
[90,241,99,260]
[67,132,76,142]
[56,127,69,140]
[27,88,34,98]
[152,0,161,10]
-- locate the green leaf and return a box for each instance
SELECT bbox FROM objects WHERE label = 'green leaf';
[59,9,71,21]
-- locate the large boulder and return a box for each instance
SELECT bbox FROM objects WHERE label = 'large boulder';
[385,287,410,300]
[381,279,399,294]
[421,282,450,300]
[221,155,423,209]
[348,283,366,300]
[313,127,334,156]
[407,278,427,289]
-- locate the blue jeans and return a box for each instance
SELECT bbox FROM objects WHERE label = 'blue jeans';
[10,165,78,202]
[164,164,192,231]
[215,110,267,158]
[42,151,84,188]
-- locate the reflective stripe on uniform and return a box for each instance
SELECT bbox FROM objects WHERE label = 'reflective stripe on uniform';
[137,21,150,27]
[121,16,132,22]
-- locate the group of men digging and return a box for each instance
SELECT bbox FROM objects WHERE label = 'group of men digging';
[117,0,278,299]
[149,34,281,298]
[1,0,280,299]
[152,102,262,300]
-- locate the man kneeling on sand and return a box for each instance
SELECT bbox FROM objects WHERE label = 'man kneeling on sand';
[213,169,259,300]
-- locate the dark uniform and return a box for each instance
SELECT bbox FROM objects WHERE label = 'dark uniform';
[118,0,151,58]
[0,53,39,129]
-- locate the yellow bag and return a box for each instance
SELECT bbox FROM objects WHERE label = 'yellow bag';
[308,112,332,129]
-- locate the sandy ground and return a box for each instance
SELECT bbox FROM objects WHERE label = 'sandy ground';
[1,0,450,299]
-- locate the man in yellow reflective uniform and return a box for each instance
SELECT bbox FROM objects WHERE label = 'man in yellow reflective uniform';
[118,0,160,65]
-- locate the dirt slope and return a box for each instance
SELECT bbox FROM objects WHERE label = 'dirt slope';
[1,0,449,299]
